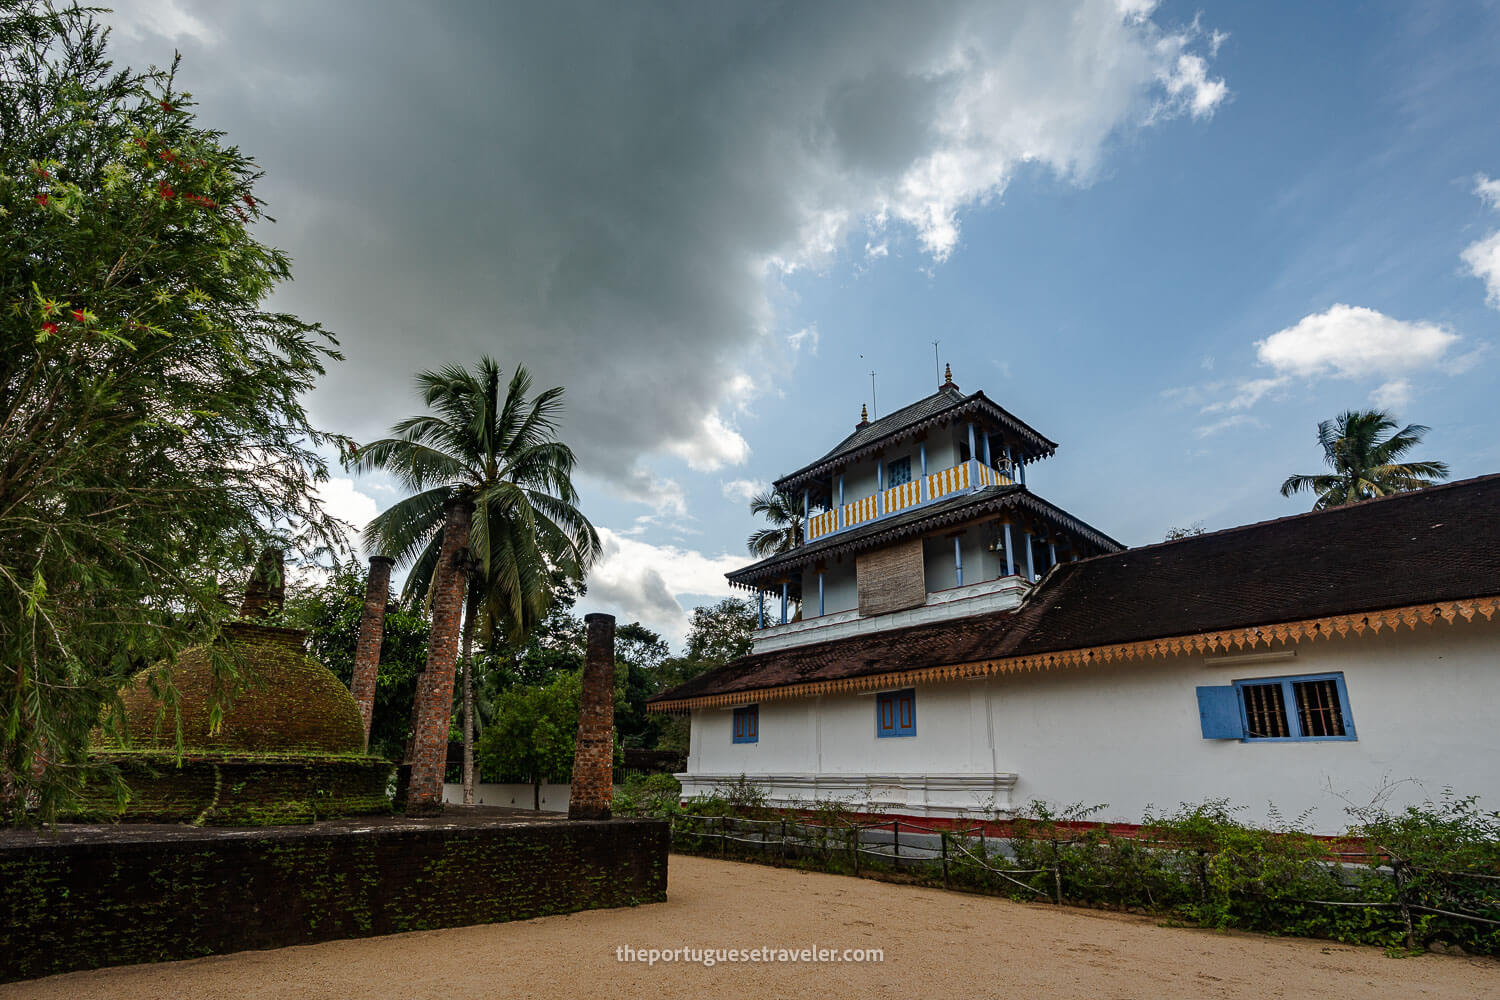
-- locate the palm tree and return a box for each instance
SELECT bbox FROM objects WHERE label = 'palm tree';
[351,358,600,804]
[1280,409,1450,510]
[746,487,804,557]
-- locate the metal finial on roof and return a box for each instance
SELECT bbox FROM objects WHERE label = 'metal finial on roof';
[858,403,869,427]
[943,362,954,386]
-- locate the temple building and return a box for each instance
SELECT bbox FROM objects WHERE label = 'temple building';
[649,372,1500,833]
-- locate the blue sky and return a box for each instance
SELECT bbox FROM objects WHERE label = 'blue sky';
[106,1,1500,647]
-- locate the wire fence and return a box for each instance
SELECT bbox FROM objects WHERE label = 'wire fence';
[668,812,1500,952]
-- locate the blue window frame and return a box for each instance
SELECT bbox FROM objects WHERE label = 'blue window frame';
[876,688,916,738]
[732,704,759,744]
[1197,673,1356,742]
[887,457,912,487]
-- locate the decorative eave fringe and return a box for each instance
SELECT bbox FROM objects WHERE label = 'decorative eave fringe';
[647,595,1500,714]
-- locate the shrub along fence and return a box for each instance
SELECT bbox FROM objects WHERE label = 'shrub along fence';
[618,776,1499,956]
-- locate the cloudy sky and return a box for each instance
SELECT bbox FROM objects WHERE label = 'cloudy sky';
[106,1,1500,647]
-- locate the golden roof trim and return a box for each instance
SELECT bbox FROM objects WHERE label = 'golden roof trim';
[647,595,1500,713]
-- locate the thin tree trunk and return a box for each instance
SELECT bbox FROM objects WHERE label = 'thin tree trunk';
[460,587,477,805]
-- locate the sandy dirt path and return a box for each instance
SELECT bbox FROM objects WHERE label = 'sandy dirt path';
[5,854,1496,1000]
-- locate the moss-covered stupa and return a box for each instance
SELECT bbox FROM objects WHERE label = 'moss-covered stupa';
[88,552,394,825]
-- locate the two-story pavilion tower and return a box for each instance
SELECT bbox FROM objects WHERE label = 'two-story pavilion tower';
[729,365,1122,653]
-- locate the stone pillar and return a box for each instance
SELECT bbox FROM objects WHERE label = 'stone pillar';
[351,555,394,749]
[569,613,616,821]
[404,497,473,816]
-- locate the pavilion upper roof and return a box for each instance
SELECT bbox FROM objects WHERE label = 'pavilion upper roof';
[772,382,1057,494]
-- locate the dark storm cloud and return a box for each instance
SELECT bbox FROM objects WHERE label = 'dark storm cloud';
[107,0,1225,507]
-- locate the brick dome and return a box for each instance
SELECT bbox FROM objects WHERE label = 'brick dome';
[109,622,367,757]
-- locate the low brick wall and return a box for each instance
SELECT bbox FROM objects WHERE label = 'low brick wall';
[0,813,668,983]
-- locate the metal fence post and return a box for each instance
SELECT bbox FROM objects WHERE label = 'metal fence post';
[853,825,861,877]
[941,831,950,889]
[780,819,788,866]
[892,820,900,862]
[720,816,727,857]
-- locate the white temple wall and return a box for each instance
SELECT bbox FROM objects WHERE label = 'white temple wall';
[683,617,1500,833]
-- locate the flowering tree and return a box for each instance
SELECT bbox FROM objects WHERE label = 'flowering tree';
[0,2,348,822]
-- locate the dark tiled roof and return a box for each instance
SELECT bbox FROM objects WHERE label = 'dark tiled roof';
[658,474,1500,705]
[773,385,1057,492]
[725,485,1124,588]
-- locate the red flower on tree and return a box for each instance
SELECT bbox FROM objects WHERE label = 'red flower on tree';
[41,322,58,336]
[34,193,48,206]
[159,182,175,199]
[71,310,86,323]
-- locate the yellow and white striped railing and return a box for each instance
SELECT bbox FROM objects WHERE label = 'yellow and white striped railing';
[842,494,878,529]
[926,461,971,501]
[807,508,839,541]
[974,463,1013,488]
[882,479,921,514]
[807,462,1014,545]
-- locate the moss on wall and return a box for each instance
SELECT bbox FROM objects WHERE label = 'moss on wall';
[0,818,669,983]
[76,754,394,826]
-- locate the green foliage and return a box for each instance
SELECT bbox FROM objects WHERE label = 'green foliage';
[746,487,804,557]
[475,671,585,805]
[668,793,1500,955]
[1280,409,1450,509]
[285,567,432,760]
[614,772,681,819]
[350,357,600,639]
[0,3,347,823]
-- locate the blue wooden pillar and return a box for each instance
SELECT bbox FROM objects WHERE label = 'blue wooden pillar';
[1019,459,1026,486]
[919,441,927,477]
[919,441,927,502]
[1002,522,1016,577]
[1024,529,1036,581]
[966,422,976,463]
[954,536,964,587]
[1048,539,1058,570]
[982,431,992,468]
[757,590,765,628]
[780,582,789,625]
[818,572,825,617]
[803,489,809,522]
[838,474,845,506]
[876,460,885,515]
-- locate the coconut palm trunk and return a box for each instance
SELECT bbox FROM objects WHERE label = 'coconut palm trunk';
[460,586,477,805]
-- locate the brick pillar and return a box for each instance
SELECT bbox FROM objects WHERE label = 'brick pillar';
[569,613,615,821]
[350,555,394,750]
[403,497,472,816]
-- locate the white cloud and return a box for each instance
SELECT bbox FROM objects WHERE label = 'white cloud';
[787,325,820,354]
[720,478,768,505]
[664,410,751,472]
[864,240,889,259]
[1195,414,1265,438]
[107,0,215,43]
[1371,378,1413,410]
[1190,304,1469,434]
[1160,52,1229,119]
[1254,304,1460,380]
[584,528,743,648]
[1475,174,1500,211]
[1462,176,1500,309]
[315,476,380,549]
[1200,375,1287,413]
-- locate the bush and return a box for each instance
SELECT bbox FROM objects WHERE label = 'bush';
[614,773,681,819]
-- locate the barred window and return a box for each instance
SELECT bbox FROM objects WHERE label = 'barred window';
[887,457,912,487]
[1202,673,1355,741]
